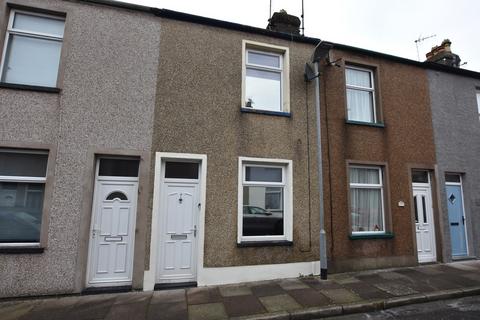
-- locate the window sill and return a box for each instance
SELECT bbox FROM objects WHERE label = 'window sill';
[0,82,61,93]
[241,108,291,117]
[349,232,394,240]
[345,120,385,128]
[237,240,293,247]
[0,246,44,254]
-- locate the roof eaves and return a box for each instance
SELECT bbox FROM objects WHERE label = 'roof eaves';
[151,8,320,45]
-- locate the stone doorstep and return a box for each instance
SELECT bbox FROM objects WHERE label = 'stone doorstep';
[230,286,480,320]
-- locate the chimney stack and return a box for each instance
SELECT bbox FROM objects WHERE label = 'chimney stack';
[425,39,461,68]
[267,10,301,35]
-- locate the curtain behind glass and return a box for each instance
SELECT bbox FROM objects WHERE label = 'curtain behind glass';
[347,89,373,122]
[350,167,380,184]
[351,188,383,232]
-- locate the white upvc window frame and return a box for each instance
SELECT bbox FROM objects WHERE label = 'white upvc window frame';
[345,65,377,123]
[0,9,65,87]
[241,40,290,113]
[238,157,293,243]
[349,165,386,235]
[0,149,48,247]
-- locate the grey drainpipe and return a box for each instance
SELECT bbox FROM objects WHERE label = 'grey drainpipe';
[305,41,332,280]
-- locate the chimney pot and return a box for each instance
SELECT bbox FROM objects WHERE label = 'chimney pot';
[267,10,301,35]
[425,39,461,68]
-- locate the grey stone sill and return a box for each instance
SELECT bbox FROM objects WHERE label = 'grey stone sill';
[237,240,293,247]
[0,246,44,254]
[349,232,394,240]
[241,107,291,117]
[345,120,385,128]
[0,82,61,93]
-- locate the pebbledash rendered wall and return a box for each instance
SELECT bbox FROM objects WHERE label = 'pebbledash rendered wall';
[148,17,322,272]
[0,0,160,297]
[427,69,480,261]
[320,48,439,272]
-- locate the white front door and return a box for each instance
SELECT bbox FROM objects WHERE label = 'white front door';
[157,162,200,284]
[413,186,436,263]
[87,159,139,286]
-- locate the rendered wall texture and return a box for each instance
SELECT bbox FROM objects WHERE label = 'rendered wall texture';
[428,70,480,260]
[0,0,160,297]
[321,50,437,272]
[150,18,322,268]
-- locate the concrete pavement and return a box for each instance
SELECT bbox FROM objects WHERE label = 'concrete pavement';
[1,260,479,320]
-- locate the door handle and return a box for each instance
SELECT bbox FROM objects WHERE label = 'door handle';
[191,225,197,237]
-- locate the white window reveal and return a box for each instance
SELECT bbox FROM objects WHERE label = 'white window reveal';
[0,10,65,87]
[242,40,290,113]
[349,166,385,234]
[476,90,480,121]
[238,157,292,243]
[345,66,376,123]
[0,150,48,244]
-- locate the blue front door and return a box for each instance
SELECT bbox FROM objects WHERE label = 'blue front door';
[446,184,467,256]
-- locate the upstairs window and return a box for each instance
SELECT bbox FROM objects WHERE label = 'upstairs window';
[242,41,290,113]
[0,10,65,87]
[345,66,376,123]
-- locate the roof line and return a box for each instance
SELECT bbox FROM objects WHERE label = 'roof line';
[79,0,480,78]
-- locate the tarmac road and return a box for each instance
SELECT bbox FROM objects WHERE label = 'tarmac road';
[324,295,480,320]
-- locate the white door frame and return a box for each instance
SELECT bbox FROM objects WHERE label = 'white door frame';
[446,175,469,257]
[86,160,139,287]
[144,153,207,290]
[412,174,437,263]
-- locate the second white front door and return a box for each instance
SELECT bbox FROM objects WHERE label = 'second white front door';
[413,186,436,263]
[157,161,200,284]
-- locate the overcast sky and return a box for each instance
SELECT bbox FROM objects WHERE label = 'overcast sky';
[116,0,480,72]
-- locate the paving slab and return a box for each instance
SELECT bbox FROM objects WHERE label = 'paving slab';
[287,288,331,307]
[218,285,252,297]
[343,281,393,300]
[106,299,149,320]
[151,289,185,304]
[378,271,410,281]
[333,276,361,285]
[259,294,302,313]
[187,287,222,304]
[188,302,227,320]
[67,294,116,320]
[223,295,266,317]
[0,301,39,320]
[416,266,446,275]
[278,279,309,291]
[301,278,343,290]
[320,288,362,304]
[374,282,419,296]
[147,301,188,320]
[114,291,152,305]
[250,283,285,297]
[19,297,80,320]
[448,262,479,272]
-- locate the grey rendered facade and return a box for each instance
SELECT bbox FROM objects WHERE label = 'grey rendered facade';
[0,0,160,297]
[428,69,480,261]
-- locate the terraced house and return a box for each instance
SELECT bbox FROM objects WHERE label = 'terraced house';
[0,0,478,298]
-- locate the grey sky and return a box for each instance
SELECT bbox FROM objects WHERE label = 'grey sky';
[116,0,479,72]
